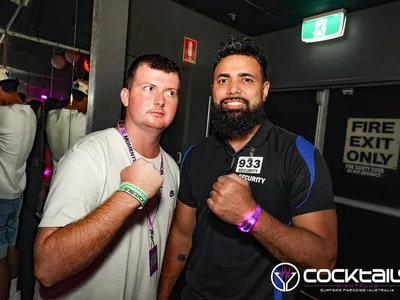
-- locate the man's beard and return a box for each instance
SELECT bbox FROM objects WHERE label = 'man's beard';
[211,97,266,138]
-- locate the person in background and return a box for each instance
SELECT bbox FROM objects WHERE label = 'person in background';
[45,80,88,168]
[0,66,37,300]
[17,96,69,300]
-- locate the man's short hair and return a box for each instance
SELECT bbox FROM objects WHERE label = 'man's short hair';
[0,79,19,93]
[18,92,26,102]
[125,54,181,90]
[0,67,19,92]
[71,90,87,102]
[213,35,268,81]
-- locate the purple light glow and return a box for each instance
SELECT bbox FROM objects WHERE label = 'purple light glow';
[238,205,261,233]
[43,169,52,176]
[41,95,48,100]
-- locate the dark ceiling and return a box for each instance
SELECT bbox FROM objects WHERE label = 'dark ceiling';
[1,0,398,49]
[171,0,399,36]
[0,0,93,51]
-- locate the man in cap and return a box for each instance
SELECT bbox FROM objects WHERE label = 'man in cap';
[0,66,37,300]
[45,80,89,168]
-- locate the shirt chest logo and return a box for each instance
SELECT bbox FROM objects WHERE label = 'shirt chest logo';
[235,156,264,174]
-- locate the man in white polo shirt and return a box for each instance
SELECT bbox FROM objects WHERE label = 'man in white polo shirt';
[33,54,181,300]
[0,66,37,300]
[46,80,88,168]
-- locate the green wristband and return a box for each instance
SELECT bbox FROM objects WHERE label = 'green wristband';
[118,182,148,207]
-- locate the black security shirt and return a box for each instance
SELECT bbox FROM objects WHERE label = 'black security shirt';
[178,119,336,300]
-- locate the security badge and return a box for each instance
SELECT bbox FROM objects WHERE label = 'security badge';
[235,156,264,174]
[234,145,264,174]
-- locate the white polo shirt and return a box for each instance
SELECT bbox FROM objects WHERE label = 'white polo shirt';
[35,128,180,300]
[46,108,86,167]
[0,104,36,199]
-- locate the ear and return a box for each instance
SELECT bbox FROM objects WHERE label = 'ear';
[262,81,270,103]
[120,88,129,107]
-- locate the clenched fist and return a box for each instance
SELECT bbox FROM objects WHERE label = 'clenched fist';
[120,158,163,199]
[207,173,257,225]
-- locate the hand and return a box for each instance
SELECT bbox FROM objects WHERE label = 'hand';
[120,158,163,199]
[207,173,257,225]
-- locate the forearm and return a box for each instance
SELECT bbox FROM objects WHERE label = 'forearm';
[157,226,192,300]
[35,191,140,286]
[251,210,335,270]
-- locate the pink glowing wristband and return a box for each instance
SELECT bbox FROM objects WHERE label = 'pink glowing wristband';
[238,205,261,232]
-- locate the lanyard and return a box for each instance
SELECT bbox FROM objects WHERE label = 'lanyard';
[117,121,163,246]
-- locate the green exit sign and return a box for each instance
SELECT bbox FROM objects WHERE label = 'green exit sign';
[302,9,347,43]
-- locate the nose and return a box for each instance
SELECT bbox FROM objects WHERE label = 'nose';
[154,92,165,108]
[227,80,242,95]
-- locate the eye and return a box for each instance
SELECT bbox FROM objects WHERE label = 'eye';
[218,78,228,84]
[144,86,154,92]
[165,90,176,97]
[242,77,253,83]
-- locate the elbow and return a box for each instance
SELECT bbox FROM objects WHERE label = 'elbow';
[308,255,336,274]
[322,248,337,271]
[34,247,58,288]
[324,257,336,271]
[327,243,338,271]
[34,229,61,287]
[310,246,337,271]
[317,235,337,271]
[34,262,56,288]
[328,250,337,271]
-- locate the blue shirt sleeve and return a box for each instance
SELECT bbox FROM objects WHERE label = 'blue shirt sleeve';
[288,136,336,217]
[178,144,197,208]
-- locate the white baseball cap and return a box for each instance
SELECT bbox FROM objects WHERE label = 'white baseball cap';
[72,80,88,96]
[0,66,12,82]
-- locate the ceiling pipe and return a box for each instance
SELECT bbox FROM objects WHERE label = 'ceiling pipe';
[0,28,90,54]
[0,3,24,44]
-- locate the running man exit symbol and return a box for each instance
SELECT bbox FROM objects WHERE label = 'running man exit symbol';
[313,19,327,37]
